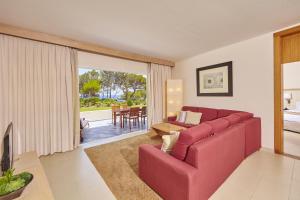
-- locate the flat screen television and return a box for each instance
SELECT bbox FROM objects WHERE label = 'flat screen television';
[1,122,13,175]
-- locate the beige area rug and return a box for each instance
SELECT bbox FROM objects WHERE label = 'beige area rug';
[85,132,163,200]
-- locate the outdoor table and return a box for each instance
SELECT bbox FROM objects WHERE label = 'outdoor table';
[113,108,130,127]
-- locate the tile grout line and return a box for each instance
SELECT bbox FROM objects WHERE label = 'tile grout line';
[287,160,295,200]
[249,167,265,200]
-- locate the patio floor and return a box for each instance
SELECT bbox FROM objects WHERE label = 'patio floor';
[81,119,148,144]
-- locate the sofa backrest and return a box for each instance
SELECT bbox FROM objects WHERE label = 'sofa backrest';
[185,123,246,169]
[217,109,239,118]
[171,111,254,161]
[233,112,254,121]
[203,118,230,133]
[222,114,242,125]
[181,106,245,123]
[182,106,219,123]
[171,123,213,160]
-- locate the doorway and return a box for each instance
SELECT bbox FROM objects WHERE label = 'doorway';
[78,69,147,144]
[274,25,300,157]
[282,62,300,157]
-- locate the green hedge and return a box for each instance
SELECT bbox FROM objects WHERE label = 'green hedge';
[80,97,146,108]
[80,98,118,107]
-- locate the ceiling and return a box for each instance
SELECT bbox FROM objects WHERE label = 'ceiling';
[0,0,300,61]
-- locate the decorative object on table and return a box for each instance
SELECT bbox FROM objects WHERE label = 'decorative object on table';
[0,169,33,200]
[284,92,292,107]
[196,61,233,96]
[166,79,183,117]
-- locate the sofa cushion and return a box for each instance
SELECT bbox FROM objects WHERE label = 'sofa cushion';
[185,111,202,125]
[171,123,213,160]
[182,106,218,123]
[176,111,187,123]
[233,112,253,121]
[168,121,196,128]
[204,118,230,133]
[217,109,239,118]
[161,132,180,153]
[223,114,242,126]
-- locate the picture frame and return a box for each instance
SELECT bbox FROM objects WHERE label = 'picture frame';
[196,61,233,96]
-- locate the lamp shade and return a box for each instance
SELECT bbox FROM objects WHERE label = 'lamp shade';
[166,80,183,117]
[284,92,292,100]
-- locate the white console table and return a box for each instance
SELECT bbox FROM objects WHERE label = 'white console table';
[13,152,55,200]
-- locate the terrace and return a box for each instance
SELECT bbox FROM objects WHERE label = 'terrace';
[80,109,147,144]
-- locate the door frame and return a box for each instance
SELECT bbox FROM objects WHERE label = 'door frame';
[274,25,300,153]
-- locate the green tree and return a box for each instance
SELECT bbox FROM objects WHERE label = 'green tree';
[114,72,130,100]
[127,74,146,99]
[114,73,146,100]
[124,89,146,105]
[100,71,116,98]
[81,80,101,97]
[79,69,100,92]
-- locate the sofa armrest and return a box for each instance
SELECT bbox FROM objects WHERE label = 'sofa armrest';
[243,117,261,157]
[167,116,177,122]
[139,144,198,200]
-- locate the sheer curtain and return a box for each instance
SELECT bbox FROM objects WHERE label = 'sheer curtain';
[147,63,172,127]
[0,34,80,156]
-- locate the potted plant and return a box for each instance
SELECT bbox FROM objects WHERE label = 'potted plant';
[0,169,33,200]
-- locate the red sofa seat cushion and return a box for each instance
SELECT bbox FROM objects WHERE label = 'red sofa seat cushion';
[171,123,213,160]
[168,121,196,128]
[204,118,230,133]
[182,106,218,123]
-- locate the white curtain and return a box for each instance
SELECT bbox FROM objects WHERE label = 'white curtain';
[0,34,80,156]
[147,63,172,127]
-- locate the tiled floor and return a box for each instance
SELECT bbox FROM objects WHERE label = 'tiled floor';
[210,149,300,200]
[284,130,300,157]
[40,130,149,200]
[41,140,300,200]
[82,119,147,143]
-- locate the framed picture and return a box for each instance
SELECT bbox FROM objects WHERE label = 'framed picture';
[196,61,233,96]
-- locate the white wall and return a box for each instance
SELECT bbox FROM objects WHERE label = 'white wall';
[78,51,148,75]
[284,62,300,89]
[174,33,275,149]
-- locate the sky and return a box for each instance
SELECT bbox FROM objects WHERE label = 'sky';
[79,68,92,75]
[78,67,147,78]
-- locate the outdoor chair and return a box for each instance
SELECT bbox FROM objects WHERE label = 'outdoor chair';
[111,105,121,125]
[140,106,147,125]
[121,105,128,109]
[123,107,140,130]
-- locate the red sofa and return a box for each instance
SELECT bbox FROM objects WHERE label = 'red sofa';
[139,106,261,200]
